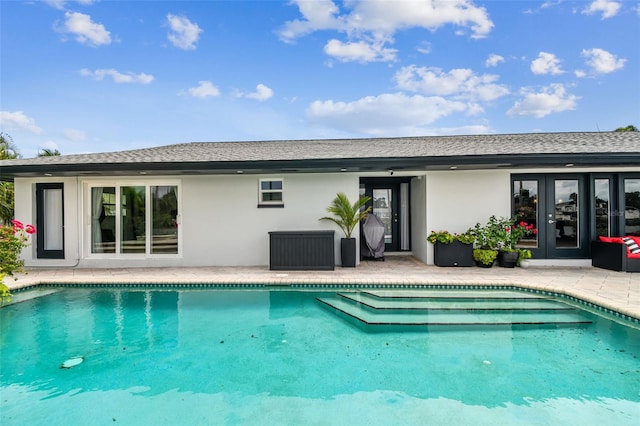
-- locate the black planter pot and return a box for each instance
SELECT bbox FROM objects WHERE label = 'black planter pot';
[341,238,357,267]
[475,260,494,268]
[498,251,519,268]
[434,241,473,267]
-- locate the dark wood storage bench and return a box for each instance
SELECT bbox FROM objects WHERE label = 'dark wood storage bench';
[269,231,335,271]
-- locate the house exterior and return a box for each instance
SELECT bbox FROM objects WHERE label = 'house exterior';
[1,132,639,269]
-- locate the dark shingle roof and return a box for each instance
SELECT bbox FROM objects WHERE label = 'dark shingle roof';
[1,132,639,178]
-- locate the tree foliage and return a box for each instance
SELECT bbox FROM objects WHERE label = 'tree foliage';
[614,125,638,132]
[319,192,372,239]
[0,132,20,159]
[38,148,61,156]
[0,133,19,224]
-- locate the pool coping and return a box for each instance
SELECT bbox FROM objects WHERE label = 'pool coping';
[5,273,640,326]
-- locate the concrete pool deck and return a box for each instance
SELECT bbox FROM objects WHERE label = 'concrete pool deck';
[4,255,640,321]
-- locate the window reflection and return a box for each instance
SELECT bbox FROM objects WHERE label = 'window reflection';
[513,180,538,248]
[373,189,392,244]
[594,179,610,238]
[624,178,640,236]
[554,180,579,248]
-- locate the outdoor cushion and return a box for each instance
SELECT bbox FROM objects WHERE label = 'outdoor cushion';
[622,236,640,254]
[627,252,640,259]
[599,236,624,244]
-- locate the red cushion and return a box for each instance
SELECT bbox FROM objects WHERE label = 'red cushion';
[629,236,640,246]
[599,236,624,244]
[627,252,640,259]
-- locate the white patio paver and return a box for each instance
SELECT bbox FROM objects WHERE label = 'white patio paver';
[4,256,639,321]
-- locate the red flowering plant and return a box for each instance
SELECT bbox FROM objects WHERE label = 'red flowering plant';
[1,219,36,278]
[500,216,536,251]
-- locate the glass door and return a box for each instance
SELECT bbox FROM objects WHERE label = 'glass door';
[545,176,588,258]
[361,178,410,253]
[513,174,588,259]
[372,187,397,251]
[36,183,65,259]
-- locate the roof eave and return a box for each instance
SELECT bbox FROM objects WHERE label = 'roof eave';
[1,152,639,180]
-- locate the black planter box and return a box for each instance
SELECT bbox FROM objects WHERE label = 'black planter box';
[269,231,335,270]
[498,251,519,268]
[434,241,473,267]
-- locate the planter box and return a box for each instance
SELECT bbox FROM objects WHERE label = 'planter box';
[434,241,473,267]
[269,231,335,271]
[498,251,518,268]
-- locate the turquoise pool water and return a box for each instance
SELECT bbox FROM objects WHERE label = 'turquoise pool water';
[1,288,639,425]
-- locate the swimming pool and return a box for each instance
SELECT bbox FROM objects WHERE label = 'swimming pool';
[1,287,639,425]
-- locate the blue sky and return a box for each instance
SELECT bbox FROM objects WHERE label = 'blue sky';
[1,0,638,157]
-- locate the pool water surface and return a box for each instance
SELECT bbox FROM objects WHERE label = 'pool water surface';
[1,288,639,425]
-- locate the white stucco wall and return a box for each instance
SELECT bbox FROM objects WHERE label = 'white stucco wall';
[16,173,359,268]
[14,177,81,268]
[410,176,428,264]
[179,173,359,266]
[424,170,511,264]
[15,166,634,269]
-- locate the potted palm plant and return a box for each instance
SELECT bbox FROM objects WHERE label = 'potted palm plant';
[320,192,371,267]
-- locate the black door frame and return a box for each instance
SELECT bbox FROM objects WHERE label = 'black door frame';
[360,177,411,252]
[35,182,65,259]
[512,174,589,259]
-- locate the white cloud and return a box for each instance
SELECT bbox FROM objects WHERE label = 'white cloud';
[581,48,626,74]
[0,111,44,134]
[531,52,564,75]
[244,84,274,101]
[46,0,96,8]
[394,65,509,102]
[416,41,432,55]
[60,11,111,46]
[182,81,220,98]
[485,54,505,67]
[324,39,397,63]
[574,69,587,78]
[80,68,154,84]
[279,0,493,63]
[167,14,202,50]
[306,92,469,135]
[234,84,274,101]
[582,0,621,19]
[507,84,579,118]
[62,128,87,142]
[40,140,60,152]
[277,0,344,42]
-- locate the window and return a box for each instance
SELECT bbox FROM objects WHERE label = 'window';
[90,183,179,255]
[36,183,65,259]
[624,178,640,236]
[258,179,283,206]
[594,178,611,238]
[512,179,538,248]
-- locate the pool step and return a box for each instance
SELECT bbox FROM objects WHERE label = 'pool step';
[316,290,592,331]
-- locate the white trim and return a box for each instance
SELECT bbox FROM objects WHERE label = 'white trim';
[258,178,284,206]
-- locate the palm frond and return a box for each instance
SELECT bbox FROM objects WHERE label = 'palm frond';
[319,192,372,238]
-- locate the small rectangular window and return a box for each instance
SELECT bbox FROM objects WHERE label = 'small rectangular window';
[259,179,284,207]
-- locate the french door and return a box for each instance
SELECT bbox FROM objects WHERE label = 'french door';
[513,175,588,259]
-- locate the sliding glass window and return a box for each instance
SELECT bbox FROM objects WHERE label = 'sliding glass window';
[90,183,179,256]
